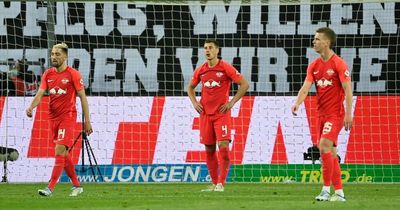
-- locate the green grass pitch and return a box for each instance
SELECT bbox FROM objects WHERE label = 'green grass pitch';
[0,183,399,210]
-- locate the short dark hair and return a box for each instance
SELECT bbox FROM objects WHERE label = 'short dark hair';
[316,27,336,48]
[204,39,219,48]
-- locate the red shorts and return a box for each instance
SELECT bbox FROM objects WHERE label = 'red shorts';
[50,119,76,148]
[199,112,232,145]
[317,115,344,146]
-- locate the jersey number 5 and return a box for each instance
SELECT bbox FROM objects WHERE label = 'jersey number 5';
[322,122,333,134]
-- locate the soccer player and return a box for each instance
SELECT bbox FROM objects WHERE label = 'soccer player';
[26,43,93,197]
[188,39,249,192]
[291,27,353,202]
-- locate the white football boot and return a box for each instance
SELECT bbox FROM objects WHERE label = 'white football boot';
[214,183,224,192]
[201,184,216,192]
[38,187,52,197]
[69,186,84,197]
[315,190,330,201]
[329,193,346,202]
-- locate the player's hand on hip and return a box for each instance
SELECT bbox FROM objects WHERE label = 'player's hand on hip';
[291,104,299,116]
[85,121,93,136]
[219,101,234,113]
[192,101,203,114]
[26,107,33,118]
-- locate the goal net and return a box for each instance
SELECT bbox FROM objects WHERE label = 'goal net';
[0,1,399,183]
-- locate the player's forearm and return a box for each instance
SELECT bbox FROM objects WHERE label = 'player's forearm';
[294,90,308,106]
[344,88,353,116]
[29,93,43,109]
[77,89,91,122]
[230,80,249,104]
[29,98,40,110]
[343,81,353,116]
[187,86,198,104]
[80,97,91,122]
[294,81,312,106]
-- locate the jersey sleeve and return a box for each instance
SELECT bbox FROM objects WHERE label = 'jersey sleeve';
[336,57,351,83]
[223,61,243,83]
[39,70,48,90]
[71,70,85,91]
[305,61,315,83]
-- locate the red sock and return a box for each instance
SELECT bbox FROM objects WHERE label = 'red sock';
[321,152,333,187]
[332,156,343,190]
[205,150,218,185]
[48,155,65,191]
[218,147,230,185]
[64,156,81,187]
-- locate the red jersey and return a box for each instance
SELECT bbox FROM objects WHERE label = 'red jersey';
[305,54,351,117]
[191,59,243,115]
[39,66,84,120]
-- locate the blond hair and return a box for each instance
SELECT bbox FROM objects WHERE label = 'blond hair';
[53,42,68,54]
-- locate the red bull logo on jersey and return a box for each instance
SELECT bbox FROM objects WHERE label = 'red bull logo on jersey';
[316,78,333,88]
[49,87,67,95]
[204,80,220,88]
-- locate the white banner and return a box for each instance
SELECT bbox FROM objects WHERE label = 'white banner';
[0,96,355,182]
